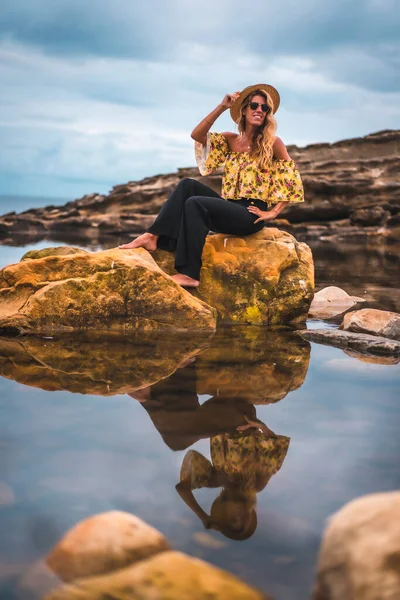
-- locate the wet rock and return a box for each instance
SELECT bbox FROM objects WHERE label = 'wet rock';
[0,247,216,334]
[309,286,365,319]
[0,331,212,395]
[46,511,170,582]
[313,492,400,600]
[350,206,389,226]
[45,550,267,600]
[300,329,400,358]
[341,308,400,341]
[154,228,314,325]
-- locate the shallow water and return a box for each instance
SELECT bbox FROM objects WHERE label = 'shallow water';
[0,239,399,599]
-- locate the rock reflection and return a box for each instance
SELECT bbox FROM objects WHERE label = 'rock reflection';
[130,327,310,540]
[0,332,212,395]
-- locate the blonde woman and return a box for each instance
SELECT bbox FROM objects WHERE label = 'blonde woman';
[120,84,304,288]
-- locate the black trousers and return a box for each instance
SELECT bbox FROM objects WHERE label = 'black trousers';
[147,178,265,280]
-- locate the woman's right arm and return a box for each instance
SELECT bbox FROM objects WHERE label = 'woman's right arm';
[191,92,240,144]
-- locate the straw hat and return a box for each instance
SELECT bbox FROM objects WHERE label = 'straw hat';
[230,83,280,123]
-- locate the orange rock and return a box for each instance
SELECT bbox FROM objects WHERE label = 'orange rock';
[46,511,170,582]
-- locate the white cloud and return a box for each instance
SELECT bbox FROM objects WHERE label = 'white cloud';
[0,34,399,197]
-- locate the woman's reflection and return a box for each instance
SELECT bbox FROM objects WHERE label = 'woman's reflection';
[176,421,289,540]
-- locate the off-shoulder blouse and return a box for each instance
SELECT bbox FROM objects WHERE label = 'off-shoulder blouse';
[195,132,304,207]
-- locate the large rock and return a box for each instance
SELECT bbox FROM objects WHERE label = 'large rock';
[154,228,314,324]
[46,511,170,582]
[0,247,216,334]
[45,550,267,600]
[313,492,400,600]
[342,308,400,341]
[0,331,212,395]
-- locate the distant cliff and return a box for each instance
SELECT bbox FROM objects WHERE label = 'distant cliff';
[0,129,398,246]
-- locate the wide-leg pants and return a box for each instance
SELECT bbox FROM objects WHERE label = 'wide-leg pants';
[147,178,265,280]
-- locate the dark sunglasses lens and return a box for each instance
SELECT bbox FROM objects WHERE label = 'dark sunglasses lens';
[249,102,270,113]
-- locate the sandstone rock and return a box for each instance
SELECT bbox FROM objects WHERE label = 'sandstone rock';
[313,492,400,600]
[350,206,389,226]
[46,511,170,582]
[154,228,314,325]
[45,550,267,600]
[309,286,365,319]
[0,331,212,395]
[300,329,400,359]
[0,247,216,334]
[342,308,400,341]
[21,247,87,261]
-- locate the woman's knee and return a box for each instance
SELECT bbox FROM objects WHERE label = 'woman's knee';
[178,177,195,189]
[185,195,203,209]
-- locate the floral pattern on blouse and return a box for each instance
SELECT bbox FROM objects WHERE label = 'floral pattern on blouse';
[181,431,290,492]
[194,132,304,207]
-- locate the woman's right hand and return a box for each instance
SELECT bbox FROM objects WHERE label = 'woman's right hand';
[221,91,240,108]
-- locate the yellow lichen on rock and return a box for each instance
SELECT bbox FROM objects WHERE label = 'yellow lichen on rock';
[0,247,216,334]
[154,228,314,325]
[45,550,267,600]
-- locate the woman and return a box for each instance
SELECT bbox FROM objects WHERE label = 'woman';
[120,83,304,288]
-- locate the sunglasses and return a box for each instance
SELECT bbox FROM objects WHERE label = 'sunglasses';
[247,102,270,113]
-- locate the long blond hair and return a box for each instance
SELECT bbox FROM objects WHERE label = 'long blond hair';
[237,89,277,169]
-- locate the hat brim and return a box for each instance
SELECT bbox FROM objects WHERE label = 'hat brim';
[230,84,280,123]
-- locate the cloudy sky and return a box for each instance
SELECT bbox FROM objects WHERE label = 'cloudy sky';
[0,0,399,200]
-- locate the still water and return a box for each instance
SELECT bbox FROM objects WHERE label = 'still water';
[0,240,399,600]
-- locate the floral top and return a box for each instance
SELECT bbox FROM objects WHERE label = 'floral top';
[180,431,290,492]
[195,132,304,207]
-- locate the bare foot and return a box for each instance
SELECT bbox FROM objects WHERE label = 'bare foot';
[119,233,158,251]
[170,273,200,288]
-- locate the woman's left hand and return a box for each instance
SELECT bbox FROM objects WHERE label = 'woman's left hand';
[247,205,276,224]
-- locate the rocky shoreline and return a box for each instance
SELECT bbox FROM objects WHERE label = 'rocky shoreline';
[0,130,399,247]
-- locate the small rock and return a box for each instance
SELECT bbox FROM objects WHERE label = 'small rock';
[300,329,400,358]
[313,492,400,600]
[309,286,365,319]
[342,308,400,341]
[45,550,267,599]
[350,206,389,226]
[46,511,170,582]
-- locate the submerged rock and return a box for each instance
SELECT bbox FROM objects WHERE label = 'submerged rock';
[0,247,216,334]
[341,308,400,341]
[300,328,400,359]
[313,492,400,600]
[45,550,267,600]
[46,511,169,583]
[154,228,314,325]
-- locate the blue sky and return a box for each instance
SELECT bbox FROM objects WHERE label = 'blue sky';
[0,0,399,200]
